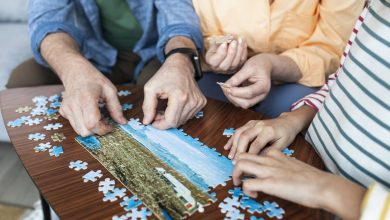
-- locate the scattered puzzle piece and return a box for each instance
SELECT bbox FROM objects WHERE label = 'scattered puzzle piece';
[15,106,31,113]
[33,142,52,152]
[240,198,263,214]
[48,94,61,102]
[126,207,152,220]
[226,207,245,220]
[49,146,64,157]
[51,132,66,142]
[31,107,48,116]
[195,111,204,119]
[45,113,60,121]
[103,191,118,202]
[112,215,127,220]
[122,103,133,111]
[282,148,294,157]
[118,90,131,97]
[50,101,62,108]
[7,119,24,128]
[82,170,103,183]
[28,133,46,141]
[219,197,240,214]
[263,201,285,219]
[99,178,115,194]
[44,123,63,131]
[46,109,58,115]
[112,188,127,199]
[228,187,247,198]
[223,128,235,138]
[25,118,43,126]
[69,160,88,171]
[250,217,265,220]
[120,196,142,211]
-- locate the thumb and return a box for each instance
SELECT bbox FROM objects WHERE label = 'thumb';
[225,64,253,87]
[142,88,158,125]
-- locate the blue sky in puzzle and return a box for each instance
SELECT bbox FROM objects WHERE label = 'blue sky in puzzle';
[120,119,233,191]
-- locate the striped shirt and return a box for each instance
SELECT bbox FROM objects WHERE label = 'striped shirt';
[291,0,390,219]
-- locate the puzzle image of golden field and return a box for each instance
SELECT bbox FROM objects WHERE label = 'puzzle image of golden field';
[76,118,233,220]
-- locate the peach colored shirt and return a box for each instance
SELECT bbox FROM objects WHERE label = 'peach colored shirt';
[193,0,364,87]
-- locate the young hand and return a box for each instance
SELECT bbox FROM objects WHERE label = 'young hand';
[232,150,366,220]
[205,37,247,74]
[224,114,301,160]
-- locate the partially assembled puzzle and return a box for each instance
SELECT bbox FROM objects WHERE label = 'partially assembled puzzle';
[76,118,234,220]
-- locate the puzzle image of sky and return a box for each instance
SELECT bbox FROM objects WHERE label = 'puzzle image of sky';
[76,118,233,220]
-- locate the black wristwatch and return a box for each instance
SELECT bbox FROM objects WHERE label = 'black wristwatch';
[164,48,203,81]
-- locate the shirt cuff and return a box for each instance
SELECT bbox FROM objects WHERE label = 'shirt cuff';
[156,23,204,62]
[31,22,84,67]
[360,183,389,220]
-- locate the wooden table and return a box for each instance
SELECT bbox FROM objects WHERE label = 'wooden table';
[0,85,332,220]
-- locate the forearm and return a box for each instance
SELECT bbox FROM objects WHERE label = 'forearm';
[321,174,366,220]
[258,53,302,82]
[280,105,317,133]
[40,32,98,86]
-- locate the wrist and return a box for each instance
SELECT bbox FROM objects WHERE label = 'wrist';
[164,53,195,77]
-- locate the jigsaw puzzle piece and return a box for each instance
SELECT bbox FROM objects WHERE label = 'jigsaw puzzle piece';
[118,90,131,97]
[69,160,88,171]
[126,207,152,220]
[240,198,263,214]
[28,133,46,141]
[263,201,285,219]
[112,188,127,199]
[282,148,294,157]
[112,215,128,220]
[99,178,115,194]
[195,111,204,119]
[223,128,235,137]
[49,146,64,157]
[82,170,103,182]
[219,197,240,214]
[120,196,142,211]
[34,142,52,152]
[122,103,133,111]
[226,208,245,220]
[103,191,119,202]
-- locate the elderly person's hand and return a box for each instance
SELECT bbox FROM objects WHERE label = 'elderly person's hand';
[142,37,207,129]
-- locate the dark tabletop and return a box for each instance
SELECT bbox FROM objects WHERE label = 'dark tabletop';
[0,85,333,220]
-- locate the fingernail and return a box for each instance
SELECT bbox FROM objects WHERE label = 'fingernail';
[232,160,236,165]
[238,37,243,44]
[228,154,233,159]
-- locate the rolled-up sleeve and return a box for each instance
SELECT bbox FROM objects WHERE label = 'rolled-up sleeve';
[280,0,364,87]
[28,0,85,66]
[154,0,203,62]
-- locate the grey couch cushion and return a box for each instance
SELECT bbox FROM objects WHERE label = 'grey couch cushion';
[0,23,32,142]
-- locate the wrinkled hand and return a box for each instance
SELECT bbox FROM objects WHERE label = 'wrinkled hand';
[205,38,247,74]
[221,54,272,109]
[60,66,126,137]
[232,150,331,208]
[142,54,207,129]
[224,115,300,160]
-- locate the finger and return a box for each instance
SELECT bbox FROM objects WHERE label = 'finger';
[103,87,127,124]
[224,137,234,150]
[241,39,248,63]
[218,40,238,71]
[247,133,275,155]
[81,101,113,136]
[142,86,159,125]
[234,127,260,159]
[153,94,184,129]
[266,148,287,160]
[205,41,218,57]
[224,93,255,109]
[231,38,244,69]
[224,66,253,87]
[242,178,275,198]
[235,153,278,167]
[207,43,228,68]
[227,81,267,99]
[91,118,113,136]
[71,105,92,137]
[232,159,274,185]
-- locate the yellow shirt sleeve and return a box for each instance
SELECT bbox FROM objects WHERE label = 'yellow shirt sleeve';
[360,183,390,220]
[280,0,364,87]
